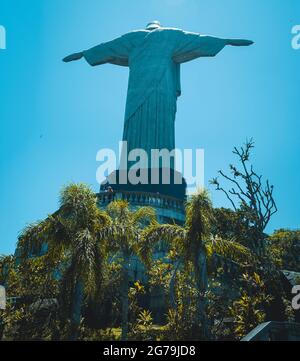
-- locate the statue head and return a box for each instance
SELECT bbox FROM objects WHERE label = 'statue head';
[146,21,161,30]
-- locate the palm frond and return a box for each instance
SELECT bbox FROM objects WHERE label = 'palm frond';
[185,188,214,238]
[142,223,186,248]
[131,206,157,226]
[98,223,141,251]
[106,200,130,222]
[18,220,49,258]
[208,237,255,265]
[69,229,102,297]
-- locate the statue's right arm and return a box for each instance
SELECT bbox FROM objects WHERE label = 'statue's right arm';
[63,52,84,62]
[63,32,143,66]
[226,39,254,47]
[80,34,133,67]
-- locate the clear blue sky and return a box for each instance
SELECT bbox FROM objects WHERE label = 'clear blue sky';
[1,0,300,254]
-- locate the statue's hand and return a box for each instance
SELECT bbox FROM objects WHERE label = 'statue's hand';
[63,52,84,62]
[227,39,254,47]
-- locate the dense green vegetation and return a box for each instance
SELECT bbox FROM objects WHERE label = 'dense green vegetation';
[0,142,299,341]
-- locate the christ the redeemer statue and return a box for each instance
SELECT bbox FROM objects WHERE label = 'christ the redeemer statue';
[64,21,253,163]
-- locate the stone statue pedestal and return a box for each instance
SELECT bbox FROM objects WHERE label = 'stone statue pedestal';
[100,168,186,200]
[98,167,186,225]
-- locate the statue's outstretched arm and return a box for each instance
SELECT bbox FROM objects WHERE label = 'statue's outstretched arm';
[173,31,228,63]
[172,30,253,64]
[226,39,254,47]
[63,52,83,62]
[63,34,132,67]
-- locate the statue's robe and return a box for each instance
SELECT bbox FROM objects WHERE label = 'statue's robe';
[83,28,227,167]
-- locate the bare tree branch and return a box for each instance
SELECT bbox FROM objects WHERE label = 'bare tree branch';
[210,139,277,252]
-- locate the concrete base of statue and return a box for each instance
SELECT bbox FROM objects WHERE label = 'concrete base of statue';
[97,167,186,225]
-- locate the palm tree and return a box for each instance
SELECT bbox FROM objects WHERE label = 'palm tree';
[97,200,156,341]
[18,183,109,339]
[144,189,255,339]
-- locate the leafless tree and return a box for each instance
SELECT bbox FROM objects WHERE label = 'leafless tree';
[210,139,277,253]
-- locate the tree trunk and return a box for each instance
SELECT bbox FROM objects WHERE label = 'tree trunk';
[0,316,4,341]
[169,259,181,309]
[70,280,84,340]
[196,250,209,339]
[121,254,130,341]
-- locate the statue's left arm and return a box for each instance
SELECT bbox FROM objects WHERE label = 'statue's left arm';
[63,34,133,67]
[172,30,253,64]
